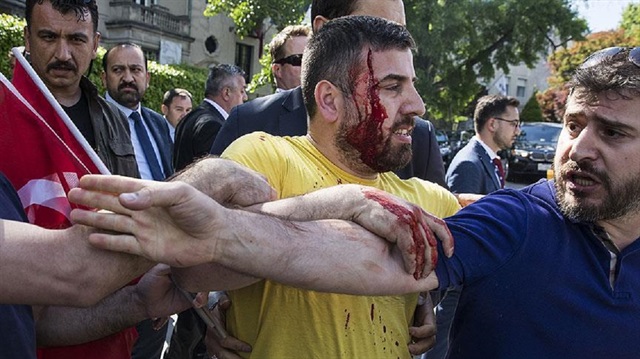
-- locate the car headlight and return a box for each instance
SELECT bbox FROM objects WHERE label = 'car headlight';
[514,149,530,158]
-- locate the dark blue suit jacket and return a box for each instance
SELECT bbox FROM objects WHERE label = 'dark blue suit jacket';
[210,87,446,186]
[445,137,500,194]
[173,100,226,172]
[140,107,174,179]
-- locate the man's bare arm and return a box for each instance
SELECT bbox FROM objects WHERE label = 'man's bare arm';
[69,176,446,295]
[35,264,197,347]
[0,221,152,306]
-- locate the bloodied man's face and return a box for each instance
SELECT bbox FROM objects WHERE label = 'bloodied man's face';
[335,48,425,174]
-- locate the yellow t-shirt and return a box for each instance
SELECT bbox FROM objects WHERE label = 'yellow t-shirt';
[222,132,460,358]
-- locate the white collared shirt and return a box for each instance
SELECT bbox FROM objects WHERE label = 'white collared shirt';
[105,93,165,180]
[474,136,502,184]
[203,98,229,120]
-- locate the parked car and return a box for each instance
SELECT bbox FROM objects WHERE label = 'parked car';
[436,130,452,168]
[507,122,562,180]
[447,129,474,157]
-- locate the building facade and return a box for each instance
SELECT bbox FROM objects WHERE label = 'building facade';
[1,0,276,92]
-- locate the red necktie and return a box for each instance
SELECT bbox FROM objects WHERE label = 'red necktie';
[492,158,505,188]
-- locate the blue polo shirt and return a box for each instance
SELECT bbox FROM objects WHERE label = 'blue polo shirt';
[437,179,640,358]
[0,173,36,358]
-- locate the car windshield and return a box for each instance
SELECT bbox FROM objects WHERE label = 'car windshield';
[519,125,561,143]
[436,131,448,143]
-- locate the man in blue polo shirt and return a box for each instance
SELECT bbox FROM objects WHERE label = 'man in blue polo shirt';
[69,47,640,358]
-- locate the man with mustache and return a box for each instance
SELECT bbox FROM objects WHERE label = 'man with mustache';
[101,41,175,359]
[210,0,447,188]
[25,0,139,178]
[102,43,174,182]
[22,1,179,359]
[177,16,459,358]
[70,46,640,358]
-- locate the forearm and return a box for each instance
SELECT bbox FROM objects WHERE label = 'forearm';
[0,221,152,306]
[171,157,274,206]
[172,263,260,293]
[211,211,438,295]
[34,286,145,347]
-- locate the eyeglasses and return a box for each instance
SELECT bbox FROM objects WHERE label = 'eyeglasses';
[580,47,640,69]
[493,117,521,128]
[274,54,303,67]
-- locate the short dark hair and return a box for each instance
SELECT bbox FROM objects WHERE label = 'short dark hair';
[269,25,311,62]
[26,0,99,33]
[301,15,415,117]
[311,0,359,25]
[162,88,193,107]
[102,42,148,73]
[569,48,640,105]
[205,64,245,97]
[474,95,520,132]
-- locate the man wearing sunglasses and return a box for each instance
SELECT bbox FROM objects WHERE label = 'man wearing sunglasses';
[55,46,640,358]
[269,25,310,92]
[210,0,448,189]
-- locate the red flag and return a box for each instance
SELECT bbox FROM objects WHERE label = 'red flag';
[0,75,95,228]
[1,49,138,359]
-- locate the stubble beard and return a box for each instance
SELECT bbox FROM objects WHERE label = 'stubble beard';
[555,160,640,222]
[335,105,412,173]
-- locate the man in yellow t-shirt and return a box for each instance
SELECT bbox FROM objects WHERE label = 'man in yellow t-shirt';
[219,16,459,358]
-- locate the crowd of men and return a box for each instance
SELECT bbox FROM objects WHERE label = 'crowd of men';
[2,0,640,359]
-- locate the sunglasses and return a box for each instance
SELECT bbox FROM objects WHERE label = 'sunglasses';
[580,47,640,69]
[274,54,303,67]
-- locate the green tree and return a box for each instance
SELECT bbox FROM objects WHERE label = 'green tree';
[520,90,543,123]
[405,0,586,122]
[0,13,208,113]
[620,3,640,39]
[205,0,311,92]
[205,0,309,38]
[206,0,586,123]
[539,29,637,122]
[0,14,26,79]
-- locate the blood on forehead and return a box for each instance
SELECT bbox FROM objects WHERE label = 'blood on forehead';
[345,49,389,171]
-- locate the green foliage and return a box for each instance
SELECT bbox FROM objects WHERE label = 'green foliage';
[0,14,26,79]
[88,49,209,112]
[539,29,637,121]
[206,0,587,123]
[0,13,208,112]
[520,90,543,123]
[205,0,309,93]
[620,3,640,39]
[205,0,309,37]
[247,44,275,93]
[405,0,587,123]
[547,30,633,87]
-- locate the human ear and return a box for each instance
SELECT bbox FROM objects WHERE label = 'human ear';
[314,80,342,123]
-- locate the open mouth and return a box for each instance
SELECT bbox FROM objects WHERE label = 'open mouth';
[566,170,600,189]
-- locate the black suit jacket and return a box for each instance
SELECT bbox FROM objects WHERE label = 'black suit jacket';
[211,87,446,186]
[140,107,174,179]
[173,100,226,172]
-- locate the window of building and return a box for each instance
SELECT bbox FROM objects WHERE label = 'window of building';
[516,78,527,98]
[235,43,253,82]
[505,76,510,95]
[133,0,156,6]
